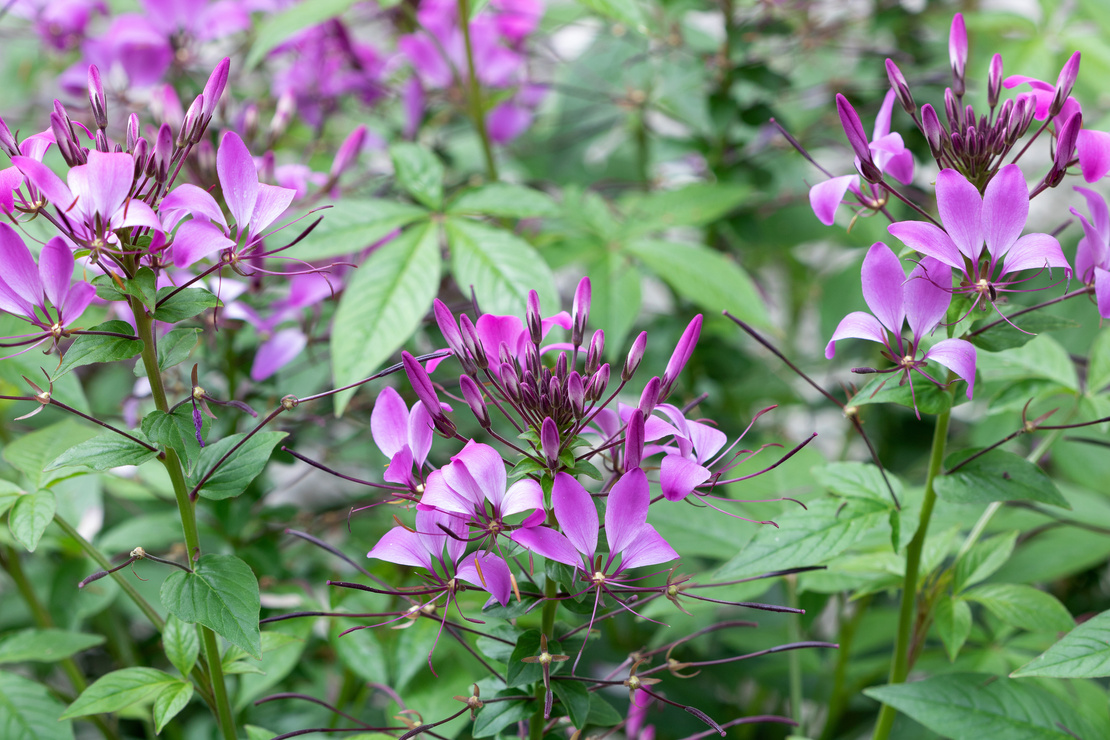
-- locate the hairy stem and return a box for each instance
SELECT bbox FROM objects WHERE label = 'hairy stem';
[872,402,951,740]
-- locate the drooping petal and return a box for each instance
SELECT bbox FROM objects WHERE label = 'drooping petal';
[0,223,42,310]
[450,442,506,508]
[1001,233,1071,277]
[935,169,983,260]
[1078,129,1110,183]
[251,327,306,381]
[367,525,434,570]
[686,419,726,464]
[371,386,410,459]
[861,242,907,334]
[455,552,512,605]
[981,164,1029,259]
[247,182,295,234]
[501,478,544,518]
[904,258,952,344]
[409,401,434,467]
[808,175,856,226]
[510,526,582,568]
[172,219,236,267]
[38,237,75,311]
[882,149,915,186]
[59,281,96,326]
[216,131,259,229]
[660,455,711,502]
[383,445,415,487]
[551,472,597,560]
[1074,186,1110,242]
[420,469,472,515]
[923,338,977,399]
[12,156,73,210]
[872,89,896,140]
[1071,208,1110,274]
[615,524,678,572]
[1096,267,1110,319]
[824,311,888,359]
[160,183,228,231]
[887,220,965,269]
[604,468,650,557]
[116,199,164,230]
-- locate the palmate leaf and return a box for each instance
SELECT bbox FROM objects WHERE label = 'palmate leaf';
[189,431,288,500]
[0,670,74,740]
[446,218,558,316]
[864,673,1107,740]
[1014,609,1110,678]
[160,554,262,659]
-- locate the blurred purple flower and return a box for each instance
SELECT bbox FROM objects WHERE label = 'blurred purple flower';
[1070,186,1110,317]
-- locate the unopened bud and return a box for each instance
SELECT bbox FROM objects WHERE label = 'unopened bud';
[526,290,542,346]
[200,58,230,125]
[0,117,17,156]
[94,129,110,153]
[884,59,915,116]
[331,124,367,179]
[501,363,522,402]
[270,90,296,139]
[50,113,84,166]
[459,314,487,370]
[459,374,490,428]
[588,363,610,401]
[921,103,944,156]
[126,113,140,152]
[540,417,560,469]
[988,54,1003,108]
[660,315,702,400]
[433,299,466,355]
[180,94,203,147]
[567,371,585,417]
[153,123,173,183]
[572,276,591,346]
[586,330,604,375]
[131,138,148,181]
[836,94,881,182]
[622,331,647,381]
[638,376,660,417]
[624,410,645,471]
[88,65,107,129]
[402,351,454,437]
[555,352,568,380]
[1047,111,1081,187]
[944,88,960,128]
[949,13,968,96]
[1050,51,1081,118]
[242,103,259,145]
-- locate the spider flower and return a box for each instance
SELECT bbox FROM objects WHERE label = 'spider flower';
[826,242,977,411]
[370,386,436,493]
[1070,186,1110,318]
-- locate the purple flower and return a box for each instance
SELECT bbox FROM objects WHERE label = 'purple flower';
[656,409,726,502]
[826,242,977,412]
[371,386,435,492]
[1070,186,1110,317]
[887,164,1070,311]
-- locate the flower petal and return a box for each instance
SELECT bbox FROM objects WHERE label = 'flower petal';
[1002,233,1071,277]
[510,526,582,568]
[117,199,164,231]
[251,327,306,380]
[1078,129,1110,183]
[501,478,544,518]
[1096,267,1110,319]
[809,175,856,226]
[660,455,711,502]
[825,311,888,359]
[981,164,1028,260]
[408,401,434,466]
[420,469,471,515]
[861,242,906,334]
[216,131,259,229]
[12,156,72,211]
[0,223,41,311]
[551,471,597,560]
[60,282,95,327]
[888,220,965,269]
[38,237,75,311]
[247,182,295,234]
[455,552,512,605]
[935,169,983,260]
[1074,186,1110,241]
[450,442,506,508]
[904,258,952,344]
[605,468,650,556]
[172,219,235,268]
[368,525,434,569]
[371,386,409,458]
[383,445,415,487]
[160,183,228,231]
[616,524,678,572]
[74,151,134,222]
[923,338,977,399]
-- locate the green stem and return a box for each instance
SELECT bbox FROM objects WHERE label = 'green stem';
[786,575,804,729]
[872,402,952,740]
[0,546,120,740]
[457,0,498,181]
[820,594,872,740]
[530,577,559,740]
[128,285,237,740]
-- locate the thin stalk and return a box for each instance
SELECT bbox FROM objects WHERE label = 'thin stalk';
[457,0,498,181]
[872,401,952,740]
[820,594,871,740]
[127,270,237,740]
[530,577,559,740]
[0,546,120,740]
[785,576,804,730]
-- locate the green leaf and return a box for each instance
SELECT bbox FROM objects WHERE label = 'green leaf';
[47,432,158,472]
[8,490,55,552]
[934,449,1069,508]
[586,250,640,355]
[575,0,646,31]
[472,690,535,738]
[152,681,193,733]
[864,673,1102,740]
[0,481,23,519]
[190,431,287,500]
[55,321,144,376]
[969,313,1079,352]
[330,221,441,415]
[955,531,1018,592]
[552,679,590,729]
[60,667,178,719]
[812,462,902,505]
[163,615,199,678]
[977,334,1078,391]
[153,288,221,323]
[3,422,96,489]
[965,584,1074,632]
[234,626,309,711]
[1088,327,1110,393]
[158,328,201,371]
[246,0,360,67]
[125,267,158,308]
[934,596,972,662]
[621,183,751,234]
[160,554,262,659]
[447,218,558,316]
[1013,609,1110,678]
[625,239,769,328]
[245,727,279,740]
[585,694,623,726]
[0,670,74,740]
[716,498,888,579]
[141,406,210,471]
[847,374,954,415]
[0,629,104,664]
[506,629,566,688]
[448,183,558,219]
[286,198,429,261]
[390,143,444,209]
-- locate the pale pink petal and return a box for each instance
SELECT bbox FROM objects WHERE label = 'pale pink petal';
[455,552,512,605]
[77,151,134,221]
[616,525,677,572]
[604,468,649,556]
[924,338,977,399]
[0,167,23,214]
[883,149,915,185]
[0,223,42,309]
[1002,233,1071,276]
[408,401,434,466]
[981,164,1028,259]
[551,471,597,560]
[420,469,471,515]
[510,526,581,568]
[368,526,434,569]
[39,237,75,310]
[861,242,906,334]
[825,311,888,359]
[1096,268,1110,319]
[904,258,951,344]
[383,445,415,487]
[935,169,983,260]
[887,220,965,269]
[161,183,228,231]
[660,455,711,502]
[1078,130,1110,183]
[216,131,259,228]
[12,156,73,209]
[172,219,236,267]
[501,478,544,518]
[809,175,855,226]
[872,90,895,140]
[418,508,460,564]
[251,327,306,380]
[450,441,506,508]
[1074,186,1110,239]
[60,281,96,326]
[686,419,726,463]
[371,386,410,458]
[117,199,164,230]
[248,182,295,234]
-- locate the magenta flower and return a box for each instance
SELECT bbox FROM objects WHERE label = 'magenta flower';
[826,242,977,412]
[1070,186,1110,317]
[656,410,726,502]
[370,386,435,492]
[887,164,1070,311]
[0,226,95,354]
[810,90,915,226]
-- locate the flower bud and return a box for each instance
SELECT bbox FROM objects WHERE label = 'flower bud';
[242,103,260,145]
[131,138,148,181]
[836,94,881,183]
[50,112,84,167]
[1047,111,1081,187]
[459,374,489,428]
[526,290,542,346]
[126,113,141,152]
[586,329,604,375]
[567,371,585,417]
[180,94,204,147]
[547,375,562,411]
[433,299,466,356]
[331,124,367,179]
[921,104,944,156]
[555,351,568,380]
[153,123,174,184]
[884,59,915,116]
[0,117,17,157]
[459,314,487,370]
[638,376,660,417]
[949,13,968,96]
[201,58,230,124]
[1007,96,1029,144]
[943,88,960,129]
[988,53,1003,108]
[572,276,591,346]
[660,314,702,400]
[94,129,110,154]
[402,351,455,437]
[88,65,107,130]
[501,363,522,402]
[270,90,296,140]
[622,331,647,381]
[540,417,560,469]
[588,363,610,401]
[624,410,645,472]
[1050,51,1081,118]
[195,139,216,179]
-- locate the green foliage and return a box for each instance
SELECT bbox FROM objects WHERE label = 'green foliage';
[163,615,199,678]
[55,321,145,376]
[190,431,288,500]
[0,629,104,664]
[60,667,179,719]
[152,288,221,323]
[0,671,74,740]
[160,554,262,658]
[390,143,445,210]
[934,450,1069,507]
[446,218,558,315]
[1014,610,1110,678]
[47,432,158,471]
[8,490,55,552]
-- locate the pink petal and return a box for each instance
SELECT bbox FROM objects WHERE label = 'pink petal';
[420,469,472,515]
[882,149,915,185]
[861,242,906,334]
[12,156,73,209]
[455,552,512,605]
[510,526,581,568]
[981,164,1028,259]
[117,199,164,231]
[371,386,410,458]
[686,419,726,463]
[450,441,506,508]
[251,327,306,381]
[73,151,134,222]
[1096,268,1110,319]
[904,258,952,344]
[475,313,526,363]
[39,237,75,311]
[825,311,888,359]
[1002,233,1071,276]
[616,525,677,572]
[383,445,415,487]
[0,223,42,310]
[604,468,650,556]
[551,471,597,560]
[935,169,983,260]
[408,401,434,466]
[1074,186,1110,240]
[924,338,976,399]
[161,183,228,231]
[367,526,434,569]
[248,182,295,234]
[808,175,855,226]
[216,131,259,229]
[660,455,711,502]
[60,281,96,326]
[1078,129,1110,183]
[872,90,896,140]
[501,478,543,518]
[1071,208,1109,274]
[172,219,235,267]
[887,220,965,269]
[0,167,23,214]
